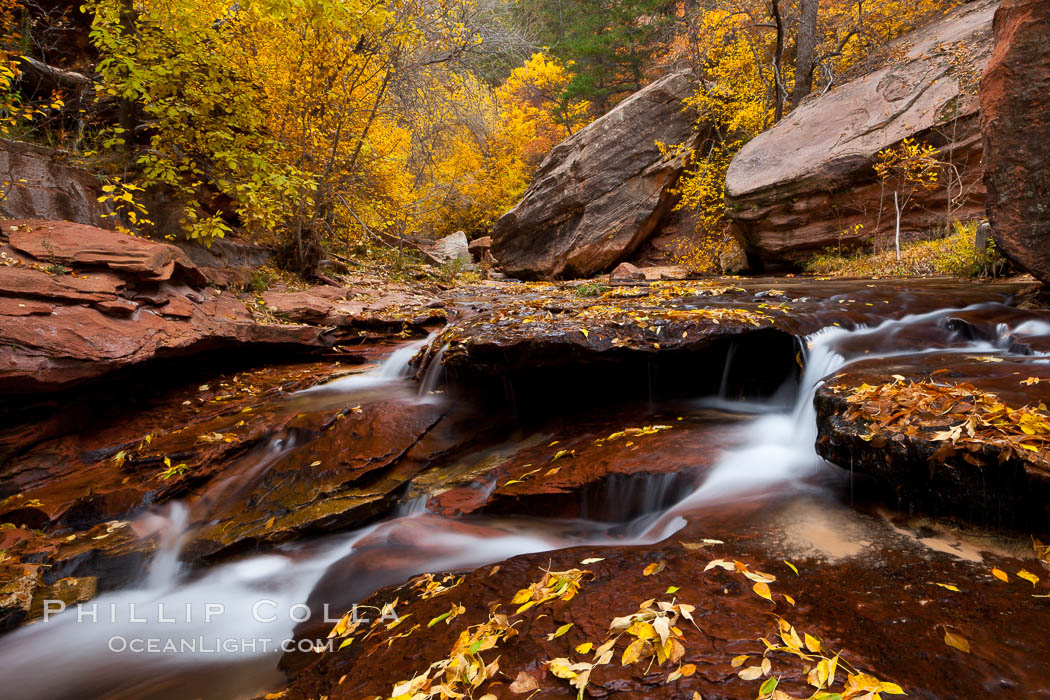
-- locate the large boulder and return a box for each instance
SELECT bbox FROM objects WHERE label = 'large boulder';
[981,0,1050,284]
[491,71,699,280]
[725,1,997,269]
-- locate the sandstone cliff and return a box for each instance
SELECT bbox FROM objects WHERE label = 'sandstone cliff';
[725,0,997,269]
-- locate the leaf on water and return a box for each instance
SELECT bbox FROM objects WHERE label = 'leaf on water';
[738,665,764,680]
[752,581,773,602]
[643,561,665,576]
[804,632,822,653]
[337,637,354,650]
[552,449,574,461]
[759,677,779,695]
[666,586,680,594]
[944,631,970,653]
[783,594,796,606]
[1018,569,1040,585]
[579,557,605,565]
[731,654,749,668]
[575,642,593,654]
[933,582,960,592]
[784,560,799,576]
[992,568,1009,582]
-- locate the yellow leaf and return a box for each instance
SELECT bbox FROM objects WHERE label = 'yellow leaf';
[752,581,772,602]
[548,622,573,640]
[666,586,680,594]
[944,631,970,653]
[622,638,646,665]
[1018,569,1040,585]
[731,654,749,668]
[992,568,1009,582]
[784,560,799,576]
[934,582,960,592]
[575,642,593,654]
[643,561,665,576]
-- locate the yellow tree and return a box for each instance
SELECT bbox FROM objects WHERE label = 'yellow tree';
[874,137,941,260]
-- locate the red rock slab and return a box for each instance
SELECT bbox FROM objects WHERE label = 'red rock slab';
[815,351,1050,526]
[430,409,745,520]
[0,290,324,392]
[0,266,124,302]
[0,298,53,316]
[4,219,206,284]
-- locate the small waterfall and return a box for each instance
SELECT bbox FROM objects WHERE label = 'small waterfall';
[394,493,430,517]
[300,334,434,395]
[416,342,448,403]
[146,502,190,587]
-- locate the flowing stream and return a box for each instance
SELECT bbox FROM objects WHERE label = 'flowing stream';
[0,300,1043,699]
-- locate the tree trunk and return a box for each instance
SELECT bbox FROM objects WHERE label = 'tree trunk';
[790,0,820,109]
[894,190,902,261]
[771,0,786,121]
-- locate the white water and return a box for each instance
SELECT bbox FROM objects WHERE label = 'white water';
[3,302,1045,699]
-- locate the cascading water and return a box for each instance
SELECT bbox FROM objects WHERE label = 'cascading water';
[3,301,1044,699]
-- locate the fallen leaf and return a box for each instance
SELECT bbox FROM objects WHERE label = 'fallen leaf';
[992,568,1009,582]
[944,631,970,654]
[753,581,773,602]
[1018,569,1040,586]
[509,671,540,693]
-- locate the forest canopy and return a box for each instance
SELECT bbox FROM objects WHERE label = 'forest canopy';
[1,0,961,275]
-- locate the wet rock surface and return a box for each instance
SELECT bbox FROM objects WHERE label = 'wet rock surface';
[2,277,1050,699]
[426,277,1029,407]
[816,349,1050,528]
[725,0,995,268]
[981,0,1050,284]
[491,72,698,280]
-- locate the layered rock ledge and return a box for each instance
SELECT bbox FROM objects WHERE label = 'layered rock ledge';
[0,220,444,393]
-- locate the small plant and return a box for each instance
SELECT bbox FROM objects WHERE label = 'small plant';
[575,282,610,297]
[437,257,465,283]
[242,269,275,294]
[158,457,190,480]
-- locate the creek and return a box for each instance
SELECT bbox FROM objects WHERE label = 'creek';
[1,281,1048,699]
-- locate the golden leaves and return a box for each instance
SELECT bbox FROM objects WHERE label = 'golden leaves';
[837,377,1050,468]
[991,568,1009,582]
[511,567,593,614]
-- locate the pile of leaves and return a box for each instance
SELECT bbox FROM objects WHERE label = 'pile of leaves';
[548,597,698,697]
[387,567,593,699]
[834,376,1050,469]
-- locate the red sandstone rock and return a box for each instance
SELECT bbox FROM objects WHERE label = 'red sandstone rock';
[981,0,1050,284]
[610,261,646,281]
[6,219,206,284]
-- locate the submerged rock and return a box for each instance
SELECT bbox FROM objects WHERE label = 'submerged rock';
[491,71,699,280]
[725,0,996,268]
[981,0,1050,284]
